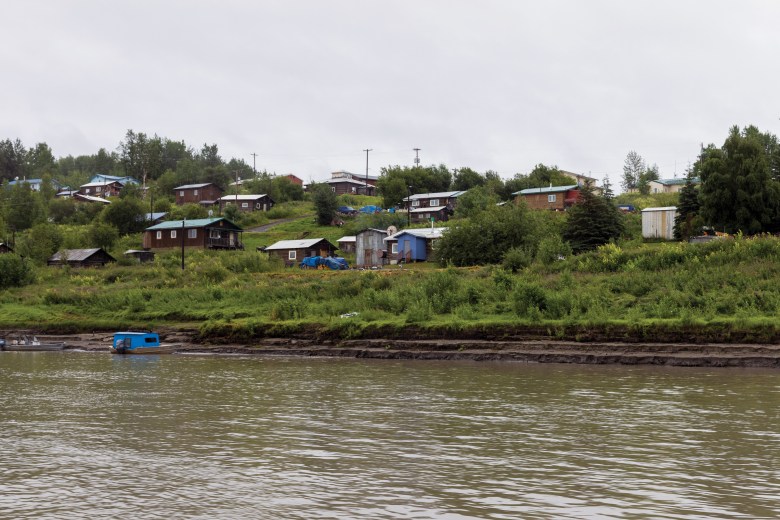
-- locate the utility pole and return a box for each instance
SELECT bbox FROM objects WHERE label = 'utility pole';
[251,153,258,176]
[181,220,185,270]
[413,148,421,167]
[363,148,372,195]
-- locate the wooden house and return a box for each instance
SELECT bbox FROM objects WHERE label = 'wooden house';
[174,183,224,206]
[90,174,139,186]
[78,180,123,198]
[48,248,116,268]
[385,227,448,263]
[403,191,464,223]
[355,229,389,267]
[0,242,13,254]
[217,194,275,213]
[142,218,244,250]
[264,238,337,266]
[284,174,303,186]
[337,236,356,254]
[331,170,378,187]
[322,178,375,196]
[73,193,111,205]
[642,207,677,240]
[648,178,699,194]
[513,185,579,210]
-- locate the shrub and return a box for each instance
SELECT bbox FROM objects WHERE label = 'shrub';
[0,255,34,289]
[513,281,547,317]
[502,247,532,273]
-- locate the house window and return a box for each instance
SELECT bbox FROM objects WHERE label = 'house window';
[85,188,91,194]
[194,189,198,196]
[171,230,177,239]
[241,202,249,208]
[256,202,262,209]
[188,229,197,239]
[156,231,162,240]
[429,199,439,206]
[179,191,184,197]
[412,200,420,207]
[351,187,356,193]
[96,186,102,192]
[288,250,296,260]
[548,194,557,203]
[391,243,398,254]
[331,187,336,193]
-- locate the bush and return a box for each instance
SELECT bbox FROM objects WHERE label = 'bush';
[502,247,532,273]
[0,255,34,289]
[536,235,572,265]
[513,281,547,317]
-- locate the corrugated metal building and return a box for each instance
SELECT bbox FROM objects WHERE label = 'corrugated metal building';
[355,229,389,267]
[48,248,116,267]
[641,206,677,240]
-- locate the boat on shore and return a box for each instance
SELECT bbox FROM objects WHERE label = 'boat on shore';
[1,336,66,351]
[109,332,179,354]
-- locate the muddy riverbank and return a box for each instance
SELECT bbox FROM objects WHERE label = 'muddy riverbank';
[4,329,780,368]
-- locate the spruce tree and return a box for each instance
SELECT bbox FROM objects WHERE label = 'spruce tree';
[563,181,623,254]
[673,169,700,241]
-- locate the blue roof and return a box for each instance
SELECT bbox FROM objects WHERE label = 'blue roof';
[90,174,140,185]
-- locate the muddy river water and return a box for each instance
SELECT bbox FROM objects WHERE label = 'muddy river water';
[1,351,779,519]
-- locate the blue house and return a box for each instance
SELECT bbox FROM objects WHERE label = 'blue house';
[385,227,448,263]
[89,173,140,186]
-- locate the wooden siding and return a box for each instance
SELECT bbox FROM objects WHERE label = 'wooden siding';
[516,189,579,210]
[175,184,223,205]
[268,244,337,266]
[411,207,449,224]
[218,195,274,213]
[142,225,242,250]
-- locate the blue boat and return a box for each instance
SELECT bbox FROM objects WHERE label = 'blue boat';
[109,332,179,354]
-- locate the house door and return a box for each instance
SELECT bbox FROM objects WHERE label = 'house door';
[364,249,373,266]
[404,240,412,262]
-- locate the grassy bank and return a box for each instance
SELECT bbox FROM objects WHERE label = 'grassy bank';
[3,234,780,343]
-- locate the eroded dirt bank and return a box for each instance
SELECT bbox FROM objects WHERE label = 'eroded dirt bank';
[5,328,780,368]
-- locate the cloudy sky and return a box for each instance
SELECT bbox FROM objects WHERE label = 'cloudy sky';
[2,1,779,189]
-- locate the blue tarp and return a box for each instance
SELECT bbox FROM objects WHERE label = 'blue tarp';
[359,205,382,213]
[299,256,349,270]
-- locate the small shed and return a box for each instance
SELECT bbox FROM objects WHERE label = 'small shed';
[124,249,156,263]
[642,206,678,240]
[48,248,116,268]
[337,236,356,253]
[264,238,337,266]
[217,194,275,213]
[355,228,389,267]
[0,242,13,254]
[385,227,448,263]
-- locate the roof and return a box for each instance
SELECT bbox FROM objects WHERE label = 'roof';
[651,177,700,186]
[513,185,579,195]
[91,174,139,185]
[264,238,336,250]
[8,178,44,185]
[49,248,115,262]
[356,228,389,235]
[217,194,271,201]
[145,217,242,231]
[80,180,123,188]
[385,227,449,241]
[323,178,372,186]
[641,206,678,212]
[405,191,465,201]
[145,212,167,221]
[337,236,356,243]
[174,183,217,190]
[74,193,111,204]
[331,170,378,180]
[410,206,447,213]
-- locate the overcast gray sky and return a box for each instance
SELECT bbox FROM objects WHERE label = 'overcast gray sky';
[2,1,779,189]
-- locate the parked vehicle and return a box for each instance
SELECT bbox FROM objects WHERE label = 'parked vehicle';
[338,206,357,215]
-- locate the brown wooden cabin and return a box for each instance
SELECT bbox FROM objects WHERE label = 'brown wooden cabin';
[322,178,376,196]
[512,185,580,210]
[337,236,356,254]
[284,174,303,186]
[124,249,156,263]
[78,180,123,198]
[48,248,116,267]
[403,191,465,223]
[174,183,224,206]
[0,242,13,254]
[142,218,243,250]
[263,238,337,266]
[218,194,275,213]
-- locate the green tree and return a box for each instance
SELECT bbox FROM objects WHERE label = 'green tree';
[0,254,34,289]
[453,186,498,219]
[88,221,119,250]
[563,181,624,253]
[452,167,486,191]
[102,196,146,235]
[48,197,78,224]
[311,183,338,225]
[4,183,46,231]
[376,164,453,208]
[673,169,701,241]
[0,138,27,183]
[17,223,62,264]
[697,126,780,234]
[622,151,645,192]
[435,203,549,266]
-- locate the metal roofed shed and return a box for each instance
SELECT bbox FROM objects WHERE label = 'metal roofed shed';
[48,248,116,267]
[263,238,338,266]
[641,206,678,240]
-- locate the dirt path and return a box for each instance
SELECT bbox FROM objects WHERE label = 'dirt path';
[245,214,314,233]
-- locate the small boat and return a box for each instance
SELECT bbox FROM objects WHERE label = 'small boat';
[2,335,66,351]
[109,332,179,354]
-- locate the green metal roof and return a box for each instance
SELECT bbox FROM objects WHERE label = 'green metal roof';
[145,217,241,231]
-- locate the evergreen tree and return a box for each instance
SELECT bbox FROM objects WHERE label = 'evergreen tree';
[698,126,780,234]
[563,181,623,253]
[673,168,700,241]
[311,183,338,225]
[601,175,614,200]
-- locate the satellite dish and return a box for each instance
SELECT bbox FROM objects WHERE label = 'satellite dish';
[208,210,214,217]
[386,225,398,236]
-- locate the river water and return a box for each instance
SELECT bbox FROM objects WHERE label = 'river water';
[1,352,779,519]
